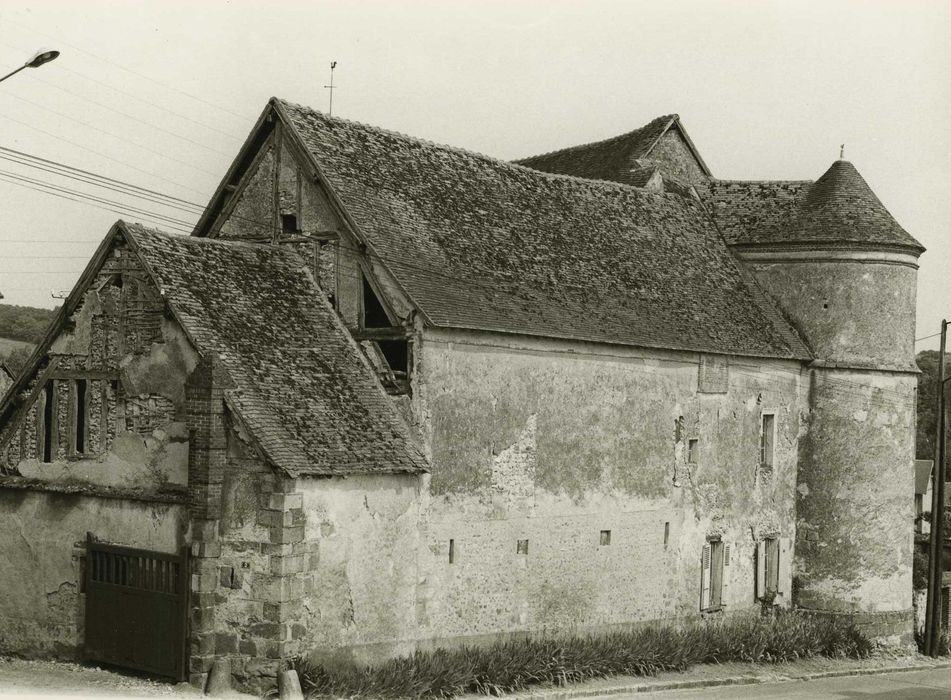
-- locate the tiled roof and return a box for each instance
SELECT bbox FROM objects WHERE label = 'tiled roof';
[123,222,427,477]
[704,161,924,251]
[277,100,810,360]
[512,115,676,185]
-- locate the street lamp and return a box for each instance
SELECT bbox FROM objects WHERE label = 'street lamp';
[0,48,60,85]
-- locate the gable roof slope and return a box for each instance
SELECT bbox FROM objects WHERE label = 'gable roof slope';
[272,99,808,360]
[512,115,677,184]
[0,221,427,478]
[125,223,427,477]
[704,160,924,251]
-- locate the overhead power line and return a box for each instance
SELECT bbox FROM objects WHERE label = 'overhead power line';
[0,36,246,142]
[3,16,249,122]
[0,168,195,228]
[917,331,943,343]
[0,145,205,212]
[3,91,224,177]
[0,111,210,198]
[0,172,193,234]
[26,71,239,158]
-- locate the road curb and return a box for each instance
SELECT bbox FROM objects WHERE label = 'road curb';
[490,659,951,699]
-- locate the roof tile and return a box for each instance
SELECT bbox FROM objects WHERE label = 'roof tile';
[124,222,427,477]
[277,99,810,360]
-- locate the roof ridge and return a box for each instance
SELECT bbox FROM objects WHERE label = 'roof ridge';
[709,178,814,185]
[276,98,685,197]
[512,114,678,164]
[124,220,306,255]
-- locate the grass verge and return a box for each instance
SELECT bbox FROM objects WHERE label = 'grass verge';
[294,610,872,698]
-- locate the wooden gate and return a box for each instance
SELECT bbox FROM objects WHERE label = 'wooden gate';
[84,535,188,680]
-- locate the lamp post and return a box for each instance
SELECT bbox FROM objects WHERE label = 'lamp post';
[0,49,60,85]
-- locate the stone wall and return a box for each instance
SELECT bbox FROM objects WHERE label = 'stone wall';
[0,488,185,659]
[284,329,804,666]
[0,238,198,662]
[413,330,801,641]
[744,252,918,638]
[744,258,918,372]
[796,367,916,625]
[293,474,422,665]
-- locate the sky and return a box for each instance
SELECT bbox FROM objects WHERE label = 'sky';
[0,0,948,348]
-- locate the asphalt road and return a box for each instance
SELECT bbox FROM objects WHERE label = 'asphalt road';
[645,667,951,698]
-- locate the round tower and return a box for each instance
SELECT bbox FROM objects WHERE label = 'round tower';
[731,159,924,641]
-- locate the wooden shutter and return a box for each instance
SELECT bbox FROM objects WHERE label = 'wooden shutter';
[777,537,792,595]
[755,541,766,599]
[700,544,711,610]
[721,543,732,605]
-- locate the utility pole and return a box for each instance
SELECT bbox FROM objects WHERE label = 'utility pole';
[324,61,337,116]
[926,319,948,655]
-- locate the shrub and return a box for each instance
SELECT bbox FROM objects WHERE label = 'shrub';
[913,547,930,590]
[294,610,871,698]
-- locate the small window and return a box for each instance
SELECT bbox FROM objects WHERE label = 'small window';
[74,379,87,455]
[664,522,670,547]
[600,530,611,546]
[281,213,299,233]
[688,438,699,464]
[516,539,529,555]
[448,539,455,564]
[760,414,775,474]
[40,384,55,463]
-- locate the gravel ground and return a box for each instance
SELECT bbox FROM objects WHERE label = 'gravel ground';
[0,657,202,699]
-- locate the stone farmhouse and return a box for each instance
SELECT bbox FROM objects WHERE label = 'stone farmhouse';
[0,98,923,691]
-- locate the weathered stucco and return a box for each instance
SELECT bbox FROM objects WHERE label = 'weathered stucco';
[0,249,198,491]
[279,329,804,665]
[0,489,185,659]
[746,259,917,371]
[745,254,918,638]
[0,240,198,661]
[414,331,801,637]
[796,368,916,613]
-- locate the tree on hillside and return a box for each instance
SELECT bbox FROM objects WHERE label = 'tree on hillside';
[3,346,32,376]
[918,350,939,460]
[0,304,55,343]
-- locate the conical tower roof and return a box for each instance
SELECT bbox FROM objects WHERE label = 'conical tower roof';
[703,160,924,252]
[796,160,922,250]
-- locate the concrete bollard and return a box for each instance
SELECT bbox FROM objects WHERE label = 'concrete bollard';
[278,669,304,700]
[205,657,233,696]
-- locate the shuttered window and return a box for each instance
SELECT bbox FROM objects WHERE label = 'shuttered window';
[756,536,791,600]
[701,540,731,610]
